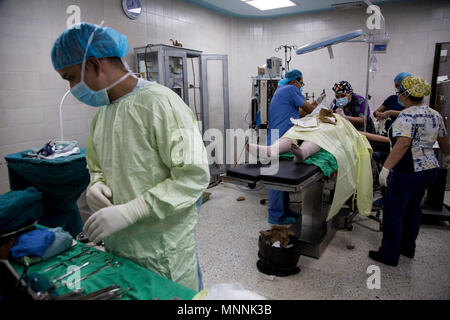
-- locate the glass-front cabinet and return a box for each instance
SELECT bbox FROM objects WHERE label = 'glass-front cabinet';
[134,44,202,110]
[135,45,230,186]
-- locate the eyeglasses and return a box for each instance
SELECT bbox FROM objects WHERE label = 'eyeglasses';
[296,79,305,87]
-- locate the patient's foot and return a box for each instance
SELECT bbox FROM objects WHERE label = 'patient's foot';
[247,143,274,160]
[291,144,305,163]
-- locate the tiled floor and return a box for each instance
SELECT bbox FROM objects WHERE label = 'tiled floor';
[196,183,450,300]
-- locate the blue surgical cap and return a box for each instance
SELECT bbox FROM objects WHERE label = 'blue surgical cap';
[51,22,129,70]
[278,69,303,87]
[394,72,412,84]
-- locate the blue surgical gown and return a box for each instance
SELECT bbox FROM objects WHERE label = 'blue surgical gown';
[266,85,306,221]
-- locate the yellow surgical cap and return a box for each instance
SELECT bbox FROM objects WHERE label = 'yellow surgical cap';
[400,76,431,98]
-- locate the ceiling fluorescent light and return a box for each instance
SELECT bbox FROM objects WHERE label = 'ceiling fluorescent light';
[244,0,297,11]
[331,1,365,10]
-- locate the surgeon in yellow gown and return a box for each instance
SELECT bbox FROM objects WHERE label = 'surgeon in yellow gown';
[51,22,210,291]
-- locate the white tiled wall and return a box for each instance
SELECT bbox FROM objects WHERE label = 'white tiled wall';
[228,0,450,130]
[0,0,232,194]
[0,0,450,194]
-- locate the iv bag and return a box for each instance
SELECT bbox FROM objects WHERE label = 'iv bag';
[369,54,378,79]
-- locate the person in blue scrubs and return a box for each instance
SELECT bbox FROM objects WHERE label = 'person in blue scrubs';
[373,72,411,134]
[266,69,318,225]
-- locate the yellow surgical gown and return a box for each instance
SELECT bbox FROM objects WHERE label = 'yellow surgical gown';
[85,82,210,291]
[283,114,373,221]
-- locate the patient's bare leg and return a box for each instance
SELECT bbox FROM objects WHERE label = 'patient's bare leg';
[291,141,321,163]
[247,138,294,160]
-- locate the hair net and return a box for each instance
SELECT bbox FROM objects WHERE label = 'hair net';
[394,72,412,84]
[278,69,303,87]
[332,80,353,94]
[51,22,129,70]
[400,76,431,98]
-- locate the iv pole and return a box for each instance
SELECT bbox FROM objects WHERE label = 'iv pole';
[347,1,387,132]
[275,45,298,75]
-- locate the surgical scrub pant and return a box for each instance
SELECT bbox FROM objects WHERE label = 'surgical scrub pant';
[266,129,301,223]
[268,190,295,221]
[381,168,438,265]
[266,159,301,222]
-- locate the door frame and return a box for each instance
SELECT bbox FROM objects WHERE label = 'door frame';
[200,54,230,168]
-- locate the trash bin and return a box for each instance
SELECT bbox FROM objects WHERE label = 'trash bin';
[256,232,301,277]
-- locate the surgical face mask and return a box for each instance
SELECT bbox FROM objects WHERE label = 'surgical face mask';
[397,89,412,107]
[296,80,304,94]
[71,23,132,107]
[336,96,349,108]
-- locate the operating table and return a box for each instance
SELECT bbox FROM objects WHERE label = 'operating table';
[221,159,337,259]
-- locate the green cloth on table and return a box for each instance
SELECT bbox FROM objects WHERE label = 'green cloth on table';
[11,241,196,300]
[4,149,90,237]
[278,149,338,177]
[304,149,338,177]
[15,256,43,266]
[278,152,295,161]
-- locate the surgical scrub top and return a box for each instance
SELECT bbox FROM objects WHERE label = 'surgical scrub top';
[332,93,375,133]
[383,95,404,112]
[267,85,306,145]
[381,95,405,131]
[389,105,447,173]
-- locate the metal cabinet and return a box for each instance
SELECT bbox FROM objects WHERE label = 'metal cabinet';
[135,45,231,186]
[134,44,203,117]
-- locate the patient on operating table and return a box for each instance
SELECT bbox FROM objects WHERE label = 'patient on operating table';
[247,109,337,163]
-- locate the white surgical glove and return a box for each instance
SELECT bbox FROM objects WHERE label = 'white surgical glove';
[335,108,345,117]
[444,154,450,169]
[83,197,149,243]
[379,167,390,187]
[86,182,113,213]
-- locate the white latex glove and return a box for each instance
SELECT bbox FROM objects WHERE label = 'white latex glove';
[335,108,345,117]
[379,167,390,187]
[83,206,129,243]
[83,197,149,243]
[86,182,112,213]
[444,154,450,168]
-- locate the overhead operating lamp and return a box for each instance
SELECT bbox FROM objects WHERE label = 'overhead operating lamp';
[295,29,364,59]
[295,0,389,132]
